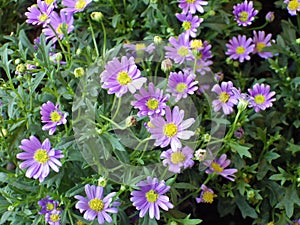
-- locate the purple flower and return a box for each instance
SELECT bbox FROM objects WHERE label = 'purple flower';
[75,184,119,224]
[100,56,147,97]
[225,35,254,63]
[176,13,203,38]
[38,196,59,215]
[253,31,273,59]
[195,59,213,75]
[131,82,169,118]
[25,0,54,27]
[123,43,155,56]
[284,0,300,16]
[130,177,173,220]
[233,0,258,26]
[166,70,198,102]
[160,146,194,173]
[165,33,193,64]
[192,40,212,61]
[248,83,276,112]
[178,0,208,14]
[196,184,215,204]
[211,81,239,115]
[17,136,64,182]
[45,0,57,7]
[204,154,238,181]
[43,11,74,43]
[40,101,67,135]
[287,219,300,225]
[62,0,92,13]
[149,106,195,151]
[45,208,62,225]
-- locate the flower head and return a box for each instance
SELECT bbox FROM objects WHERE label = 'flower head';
[17,136,64,182]
[226,35,254,63]
[75,184,119,224]
[62,0,92,13]
[123,43,155,58]
[196,184,215,204]
[233,0,258,26]
[178,0,208,14]
[253,31,273,59]
[130,177,173,220]
[38,196,59,215]
[40,101,67,135]
[45,208,62,225]
[100,56,147,97]
[149,106,195,151]
[248,83,276,112]
[25,0,54,27]
[284,0,300,16]
[176,13,203,38]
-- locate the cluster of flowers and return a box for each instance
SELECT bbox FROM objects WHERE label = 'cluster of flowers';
[38,196,62,225]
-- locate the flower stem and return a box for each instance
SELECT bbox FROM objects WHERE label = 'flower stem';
[87,14,99,58]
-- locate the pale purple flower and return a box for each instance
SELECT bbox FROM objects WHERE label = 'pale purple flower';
[166,70,198,102]
[100,56,147,97]
[284,0,300,16]
[75,184,119,224]
[38,196,59,215]
[130,177,173,220]
[176,13,203,38]
[149,106,195,151]
[131,82,169,118]
[17,136,64,182]
[204,154,238,181]
[233,0,258,26]
[45,208,62,225]
[195,59,213,75]
[44,0,57,7]
[123,43,155,56]
[178,0,208,14]
[196,184,215,204]
[248,83,276,112]
[62,0,92,13]
[211,81,239,115]
[225,35,254,63]
[287,219,300,225]
[160,146,194,173]
[253,31,273,59]
[25,0,54,27]
[40,101,67,135]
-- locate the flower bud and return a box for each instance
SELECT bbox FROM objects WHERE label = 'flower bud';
[126,116,137,127]
[74,67,85,78]
[194,149,207,161]
[237,98,248,111]
[98,177,107,187]
[154,36,162,45]
[161,58,173,72]
[15,64,26,74]
[91,12,103,22]
[265,11,275,22]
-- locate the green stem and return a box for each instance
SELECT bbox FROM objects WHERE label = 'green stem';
[99,114,127,130]
[111,97,121,121]
[134,137,151,152]
[87,14,99,58]
[100,20,107,57]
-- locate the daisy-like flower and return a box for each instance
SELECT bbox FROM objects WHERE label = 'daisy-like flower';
[160,146,194,173]
[38,196,59,215]
[196,184,216,204]
[17,136,64,182]
[195,59,213,75]
[25,0,54,27]
[211,81,239,115]
[253,31,273,59]
[45,0,57,7]
[123,43,155,56]
[130,177,173,220]
[165,33,193,64]
[43,11,74,43]
[74,184,119,224]
[204,154,238,181]
[178,0,208,14]
[149,106,195,151]
[166,70,198,102]
[45,208,62,225]
[131,82,169,118]
[284,0,300,16]
[176,13,203,38]
[40,101,67,135]
[62,0,92,13]
[233,0,258,26]
[100,56,147,97]
[192,40,212,61]
[248,83,276,112]
[225,35,254,63]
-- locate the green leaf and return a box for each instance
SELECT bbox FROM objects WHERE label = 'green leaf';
[264,151,280,163]
[176,214,202,225]
[276,185,300,217]
[229,142,252,158]
[235,194,258,219]
[173,182,197,190]
[139,215,158,225]
[269,167,293,186]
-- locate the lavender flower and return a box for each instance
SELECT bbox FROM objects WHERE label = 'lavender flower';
[176,13,203,38]
[100,56,147,97]
[284,0,300,16]
[195,59,213,75]
[226,35,254,63]
[178,0,208,14]
[38,196,59,215]
[248,83,276,112]
[123,43,155,56]
[75,184,119,224]
[166,70,198,102]
[62,0,92,13]
[45,208,62,225]
[131,82,169,118]
[204,154,238,181]
[17,136,64,182]
[196,184,215,204]
[253,31,273,59]
[40,101,67,135]
[192,40,213,61]
[160,146,194,173]
[130,177,173,220]
[233,0,258,26]
[25,0,54,27]
[287,219,300,225]
[45,0,57,7]
[149,106,195,151]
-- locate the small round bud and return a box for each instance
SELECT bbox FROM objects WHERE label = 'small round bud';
[76,221,86,225]
[126,116,137,127]
[76,48,82,55]
[14,58,21,65]
[202,133,211,142]
[233,61,239,67]
[98,177,107,187]
[265,11,275,23]
[208,10,216,16]
[214,72,224,82]
[120,185,126,192]
[16,64,26,74]
[55,52,63,62]
[7,205,14,211]
[194,149,207,161]
[154,36,162,45]
[226,58,233,65]
[74,67,85,78]
[161,58,173,72]
[91,12,103,22]
[296,38,300,45]
[237,98,248,111]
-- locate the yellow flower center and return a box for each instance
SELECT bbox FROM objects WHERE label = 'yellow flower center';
[147,121,155,128]
[146,98,159,110]
[45,0,54,5]
[219,92,230,103]
[88,198,104,212]
[145,189,159,203]
[50,214,60,222]
[186,0,195,3]
[256,42,266,52]
[163,123,178,137]
[57,23,68,35]
[202,191,214,203]
[236,46,246,55]
[211,162,224,173]
[176,83,187,93]
[75,0,87,10]
[171,152,186,164]
[136,43,146,51]
[34,149,49,164]
[190,39,203,49]
[117,71,132,85]
[239,11,249,22]
[254,94,265,104]
[50,111,62,122]
[46,203,54,211]
[39,13,48,22]
[76,221,85,225]
[182,21,192,31]
[177,46,189,57]
[288,0,300,10]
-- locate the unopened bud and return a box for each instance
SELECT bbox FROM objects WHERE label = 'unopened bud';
[74,67,85,78]
[154,36,162,45]
[237,98,248,111]
[265,11,275,23]
[91,12,103,22]
[194,149,207,161]
[161,58,173,72]
[16,64,26,74]
[98,177,107,187]
[126,116,137,127]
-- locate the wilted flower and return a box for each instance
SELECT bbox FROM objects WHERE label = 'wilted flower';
[233,0,258,26]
